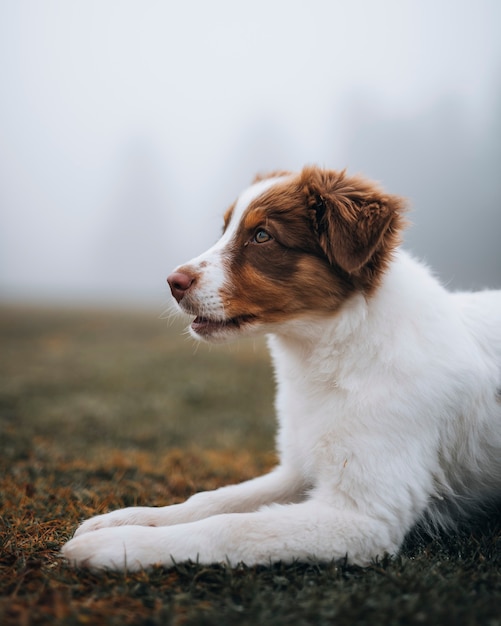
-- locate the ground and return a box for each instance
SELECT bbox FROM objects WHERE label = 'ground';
[0,306,500,625]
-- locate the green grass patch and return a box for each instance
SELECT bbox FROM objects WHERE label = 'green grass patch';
[0,306,500,625]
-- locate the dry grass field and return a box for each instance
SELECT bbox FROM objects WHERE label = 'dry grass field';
[0,305,500,625]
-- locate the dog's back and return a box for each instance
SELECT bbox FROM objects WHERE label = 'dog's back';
[426,288,501,526]
[454,290,501,364]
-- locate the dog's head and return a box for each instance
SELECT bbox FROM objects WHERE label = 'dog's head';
[168,166,406,341]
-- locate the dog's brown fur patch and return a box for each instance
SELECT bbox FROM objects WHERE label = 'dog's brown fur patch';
[218,166,406,325]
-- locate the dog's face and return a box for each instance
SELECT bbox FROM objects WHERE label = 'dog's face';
[168,166,406,341]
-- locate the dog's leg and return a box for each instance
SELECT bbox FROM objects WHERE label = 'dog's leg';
[62,498,400,570]
[72,466,306,537]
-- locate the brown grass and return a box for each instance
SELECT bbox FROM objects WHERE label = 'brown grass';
[1,442,274,625]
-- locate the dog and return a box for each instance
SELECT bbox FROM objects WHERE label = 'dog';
[62,166,501,570]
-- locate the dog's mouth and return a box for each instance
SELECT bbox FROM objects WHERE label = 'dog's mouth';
[191,314,256,337]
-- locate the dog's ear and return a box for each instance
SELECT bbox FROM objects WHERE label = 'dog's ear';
[302,167,406,275]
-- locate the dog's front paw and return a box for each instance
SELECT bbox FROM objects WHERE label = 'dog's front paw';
[73,507,161,538]
[62,526,170,571]
[73,511,128,537]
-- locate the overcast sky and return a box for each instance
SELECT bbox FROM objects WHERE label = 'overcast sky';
[1,0,500,308]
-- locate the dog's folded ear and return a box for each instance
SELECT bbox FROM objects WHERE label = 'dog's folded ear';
[302,166,407,276]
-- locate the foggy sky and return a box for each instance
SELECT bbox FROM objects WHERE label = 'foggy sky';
[0,0,500,308]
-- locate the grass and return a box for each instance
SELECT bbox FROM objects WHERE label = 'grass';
[0,305,500,625]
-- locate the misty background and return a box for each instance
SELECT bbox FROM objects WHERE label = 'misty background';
[0,0,500,311]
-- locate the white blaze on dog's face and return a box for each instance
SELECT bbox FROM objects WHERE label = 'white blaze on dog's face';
[167,166,406,341]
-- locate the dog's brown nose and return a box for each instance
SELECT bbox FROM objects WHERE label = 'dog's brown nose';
[167,271,195,303]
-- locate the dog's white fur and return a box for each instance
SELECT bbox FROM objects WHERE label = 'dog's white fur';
[63,173,501,571]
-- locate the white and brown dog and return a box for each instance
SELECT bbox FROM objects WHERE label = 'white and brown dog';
[63,166,501,570]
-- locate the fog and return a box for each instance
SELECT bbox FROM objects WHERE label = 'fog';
[1,0,500,310]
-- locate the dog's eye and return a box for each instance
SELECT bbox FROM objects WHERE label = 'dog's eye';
[252,229,272,244]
